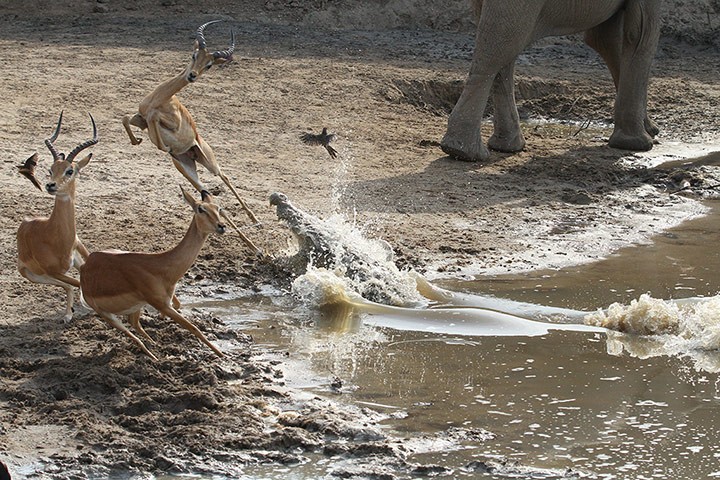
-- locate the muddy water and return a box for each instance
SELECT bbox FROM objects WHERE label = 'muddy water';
[444,200,720,311]
[185,199,720,479]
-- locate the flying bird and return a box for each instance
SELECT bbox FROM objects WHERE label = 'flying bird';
[17,153,42,191]
[300,127,338,159]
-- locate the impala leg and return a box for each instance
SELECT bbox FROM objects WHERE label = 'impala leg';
[220,210,263,257]
[172,294,181,310]
[219,172,260,225]
[194,137,261,225]
[75,238,91,264]
[51,273,80,322]
[122,114,146,145]
[97,311,158,360]
[51,272,80,288]
[19,268,79,322]
[156,304,224,358]
[146,116,172,152]
[170,152,205,194]
[128,310,154,344]
[62,283,74,323]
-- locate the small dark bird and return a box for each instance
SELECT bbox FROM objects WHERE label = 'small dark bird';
[300,127,338,159]
[17,153,42,191]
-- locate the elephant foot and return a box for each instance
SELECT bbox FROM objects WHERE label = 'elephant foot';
[488,131,526,153]
[644,117,660,137]
[440,132,489,162]
[608,129,654,152]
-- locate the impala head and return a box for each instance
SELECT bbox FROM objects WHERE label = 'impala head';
[182,186,227,235]
[44,111,98,197]
[186,20,235,83]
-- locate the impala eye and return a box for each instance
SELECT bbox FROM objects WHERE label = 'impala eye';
[192,51,198,60]
[198,206,207,214]
[65,168,74,176]
[206,63,213,70]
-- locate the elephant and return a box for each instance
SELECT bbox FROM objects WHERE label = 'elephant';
[440,0,662,162]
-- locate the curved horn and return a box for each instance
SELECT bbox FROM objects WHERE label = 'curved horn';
[213,30,235,60]
[44,111,64,162]
[196,20,222,50]
[66,113,98,163]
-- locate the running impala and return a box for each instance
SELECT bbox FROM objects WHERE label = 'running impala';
[16,111,98,322]
[80,187,228,360]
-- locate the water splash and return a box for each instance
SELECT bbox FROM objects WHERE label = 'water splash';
[585,294,720,371]
[293,266,604,337]
[292,265,365,308]
[272,191,423,307]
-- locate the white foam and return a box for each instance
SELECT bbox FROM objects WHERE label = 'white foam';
[585,294,720,371]
[289,212,423,307]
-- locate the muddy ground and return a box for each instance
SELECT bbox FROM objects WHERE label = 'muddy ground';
[0,1,719,478]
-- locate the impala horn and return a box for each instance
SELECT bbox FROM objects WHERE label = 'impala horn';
[66,113,98,163]
[195,20,222,50]
[44,111,64,162]
[213,30,235,60]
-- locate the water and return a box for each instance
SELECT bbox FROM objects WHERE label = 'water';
[160,145,720,479]
[181,190,720,479]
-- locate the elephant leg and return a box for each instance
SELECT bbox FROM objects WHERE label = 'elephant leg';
[441,2,541,162]
[607,0,660,151]
[584,10,659,139]
[488,61,525,153]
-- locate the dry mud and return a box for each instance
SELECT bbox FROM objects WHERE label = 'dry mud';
[0,1,719,478]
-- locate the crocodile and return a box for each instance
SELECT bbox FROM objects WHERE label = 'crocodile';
[269,192,422,307]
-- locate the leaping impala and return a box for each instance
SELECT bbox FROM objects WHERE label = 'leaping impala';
[122,20,261,255]
[80,187,228,360]
[16,111,98,322]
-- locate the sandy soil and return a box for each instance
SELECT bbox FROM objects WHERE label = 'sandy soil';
[1,1,719,478]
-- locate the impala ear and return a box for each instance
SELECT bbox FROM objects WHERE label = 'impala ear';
[76,153,92,171]
[180,185,198,208]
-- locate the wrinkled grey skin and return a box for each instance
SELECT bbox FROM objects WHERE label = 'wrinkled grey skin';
[270,192,419,306]
[441,0,661,162]
[270,192,339,270]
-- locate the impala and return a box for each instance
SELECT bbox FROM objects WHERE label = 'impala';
[16,111,98,322]
[122,20,261,254]
[80,187,227,360]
